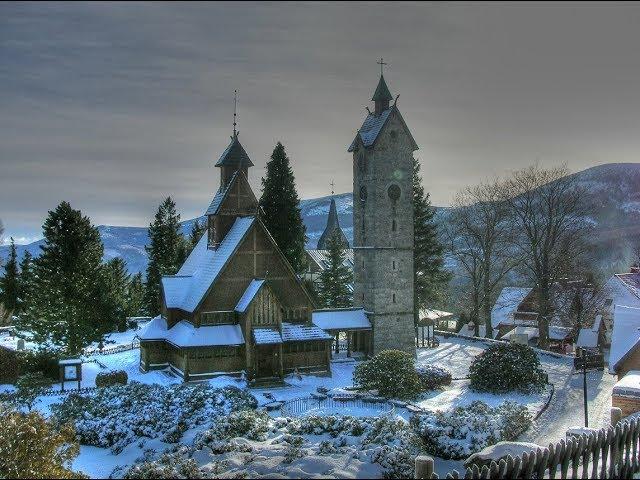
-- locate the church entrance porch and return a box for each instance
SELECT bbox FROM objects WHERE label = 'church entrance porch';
[330,330,371,359]
[254,344,283,379]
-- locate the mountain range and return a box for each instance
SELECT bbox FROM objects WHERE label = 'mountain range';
[2,163,639,278]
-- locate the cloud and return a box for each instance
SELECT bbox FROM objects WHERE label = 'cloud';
[1,2,640,239]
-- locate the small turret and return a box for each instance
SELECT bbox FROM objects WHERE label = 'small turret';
[371,74,393,115]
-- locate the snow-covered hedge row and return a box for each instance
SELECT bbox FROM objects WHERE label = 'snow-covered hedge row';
[120,447,204,479]
[51,382,257,453]
[193,409,270,448]
[410,401,532,460]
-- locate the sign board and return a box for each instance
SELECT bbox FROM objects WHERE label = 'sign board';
[64,365,78,380]
[574,353,605,371]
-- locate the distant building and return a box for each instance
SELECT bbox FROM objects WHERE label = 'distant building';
[602,268,640,345]
[609,305,640,377]
[317,197,349,250]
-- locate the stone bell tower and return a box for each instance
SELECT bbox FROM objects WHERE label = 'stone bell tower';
[348,62,418,355]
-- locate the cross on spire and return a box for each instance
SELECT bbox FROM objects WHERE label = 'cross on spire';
[377,57,387,76]
[330,180,335,196]
[233,89,238,137]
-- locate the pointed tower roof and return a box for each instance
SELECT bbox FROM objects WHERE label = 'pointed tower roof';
[317,197,349,250]
[215,133,254,168]
[371,74,393,103]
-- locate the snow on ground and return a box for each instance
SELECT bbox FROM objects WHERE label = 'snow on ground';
[3,334,616,478]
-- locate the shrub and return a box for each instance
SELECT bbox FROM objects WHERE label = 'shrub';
[371,445,416,479]
[95,370,128,388]
[51,382,257,453]
[282,435,305,464]
[469,342,546,393]
[10,372,52,411]
[16,347,60,381]
[0,406,86,479]
[193,410,270,449]
[122,448,203,479]
[0,347,19,384]
[415,364,452,390]
[410,400,532,459]
[353,350,423,399]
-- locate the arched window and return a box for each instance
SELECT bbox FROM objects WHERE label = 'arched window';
[392,293,396,303]
[392,219,397,232]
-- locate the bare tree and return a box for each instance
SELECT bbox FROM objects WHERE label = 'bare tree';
[500,165,590,348]
[445,179,519,337]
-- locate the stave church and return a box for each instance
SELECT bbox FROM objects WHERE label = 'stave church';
[139,65,417,381]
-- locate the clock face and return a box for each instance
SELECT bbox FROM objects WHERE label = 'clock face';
[387,184,401,202]
[359,186,367,202]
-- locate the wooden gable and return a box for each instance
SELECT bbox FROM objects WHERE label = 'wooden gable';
[217,171,259,218]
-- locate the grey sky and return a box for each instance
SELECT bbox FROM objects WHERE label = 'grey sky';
[2,2,640,243]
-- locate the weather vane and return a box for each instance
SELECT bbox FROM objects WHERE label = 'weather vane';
[330,180,335,196]
[377,57,387,75]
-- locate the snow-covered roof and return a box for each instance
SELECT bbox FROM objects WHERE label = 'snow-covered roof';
[161,216,255,313]
[613,370,640,397]
[609,305,640,374]
[576,328,598,348]
[139,316,245,347]
[549,326,572,341]
[281,323,332,342]
[491,287,533,329]
[205,172,237,216]
[500,326,539,342]
[307,249,354,270]
[348,108,392,152]
[312,308,372,331]
[420,309,454,321]
[614,273,640,300]
[253,328,282,345]
[235,279,266,313]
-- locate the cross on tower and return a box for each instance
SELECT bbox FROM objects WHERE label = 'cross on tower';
[233,89,238,136]
[330,180,335,196]
[377,57,387,76]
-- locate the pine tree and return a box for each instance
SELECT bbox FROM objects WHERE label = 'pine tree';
[316,232,353,308]
[18,251,35,316]
[0,238,20,317]
[22,202,107,354]
[100,258,129,331]
[188,219,206,249]
[413,158,451,325]
[126,272,145,317]
[259,142,307,273]
[144,197,183,316]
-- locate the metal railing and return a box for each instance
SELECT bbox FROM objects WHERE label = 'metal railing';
[281,395,394,417]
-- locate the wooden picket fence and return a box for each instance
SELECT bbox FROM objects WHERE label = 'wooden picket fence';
[416,415,640,479]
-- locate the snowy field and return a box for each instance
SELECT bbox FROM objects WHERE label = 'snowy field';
[1,334,617,478]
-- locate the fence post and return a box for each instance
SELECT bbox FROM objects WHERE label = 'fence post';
[611,407,622,426]
[415,455,434,479]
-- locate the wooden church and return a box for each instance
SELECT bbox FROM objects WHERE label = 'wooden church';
[139,129,335,381]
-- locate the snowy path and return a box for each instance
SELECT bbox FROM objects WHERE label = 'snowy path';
[519,363,616,445]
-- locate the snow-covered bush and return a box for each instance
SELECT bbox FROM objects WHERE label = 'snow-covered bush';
[415,364,452,390]
[354,350,423,399]
[410,401,532,459]
[95,370,128,388]
[122,448,203,479]
[51,382,257,453]
[469,343,546,393]
[282,435,305,463]
[286,414,368,437]
[193,409,270,449]
[371,445,416,479]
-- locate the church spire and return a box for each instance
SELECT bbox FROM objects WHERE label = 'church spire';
[372,58,392,115]
[317,195,349,250]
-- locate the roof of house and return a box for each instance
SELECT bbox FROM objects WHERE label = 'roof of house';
[420,309,454,321]
[281,322,333,342]
[500,326,539,342]
[609,305,640,374]
[235,279,266,313]
[613,370,640,397]
[348,108,392,152]
[614,273,640,300]
[215,133,254,167]
[205,171,238,216]
[161,216,255,313]
[312,308,371,331]
[577,328,598,348]
[306,249,354,271]
[253,327,282,345]
[491,287,534,329]
[139,316,245,347]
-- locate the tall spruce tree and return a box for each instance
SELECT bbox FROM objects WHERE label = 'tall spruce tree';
[316,232,353,308]
[101,258,129,331]
[18,251,35,315]
[413,158,451,325]
[144,197,183,316]
[259,142,307,273]
[22,202,107,354]
[0,238,20,316]
[126,272,145,317]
